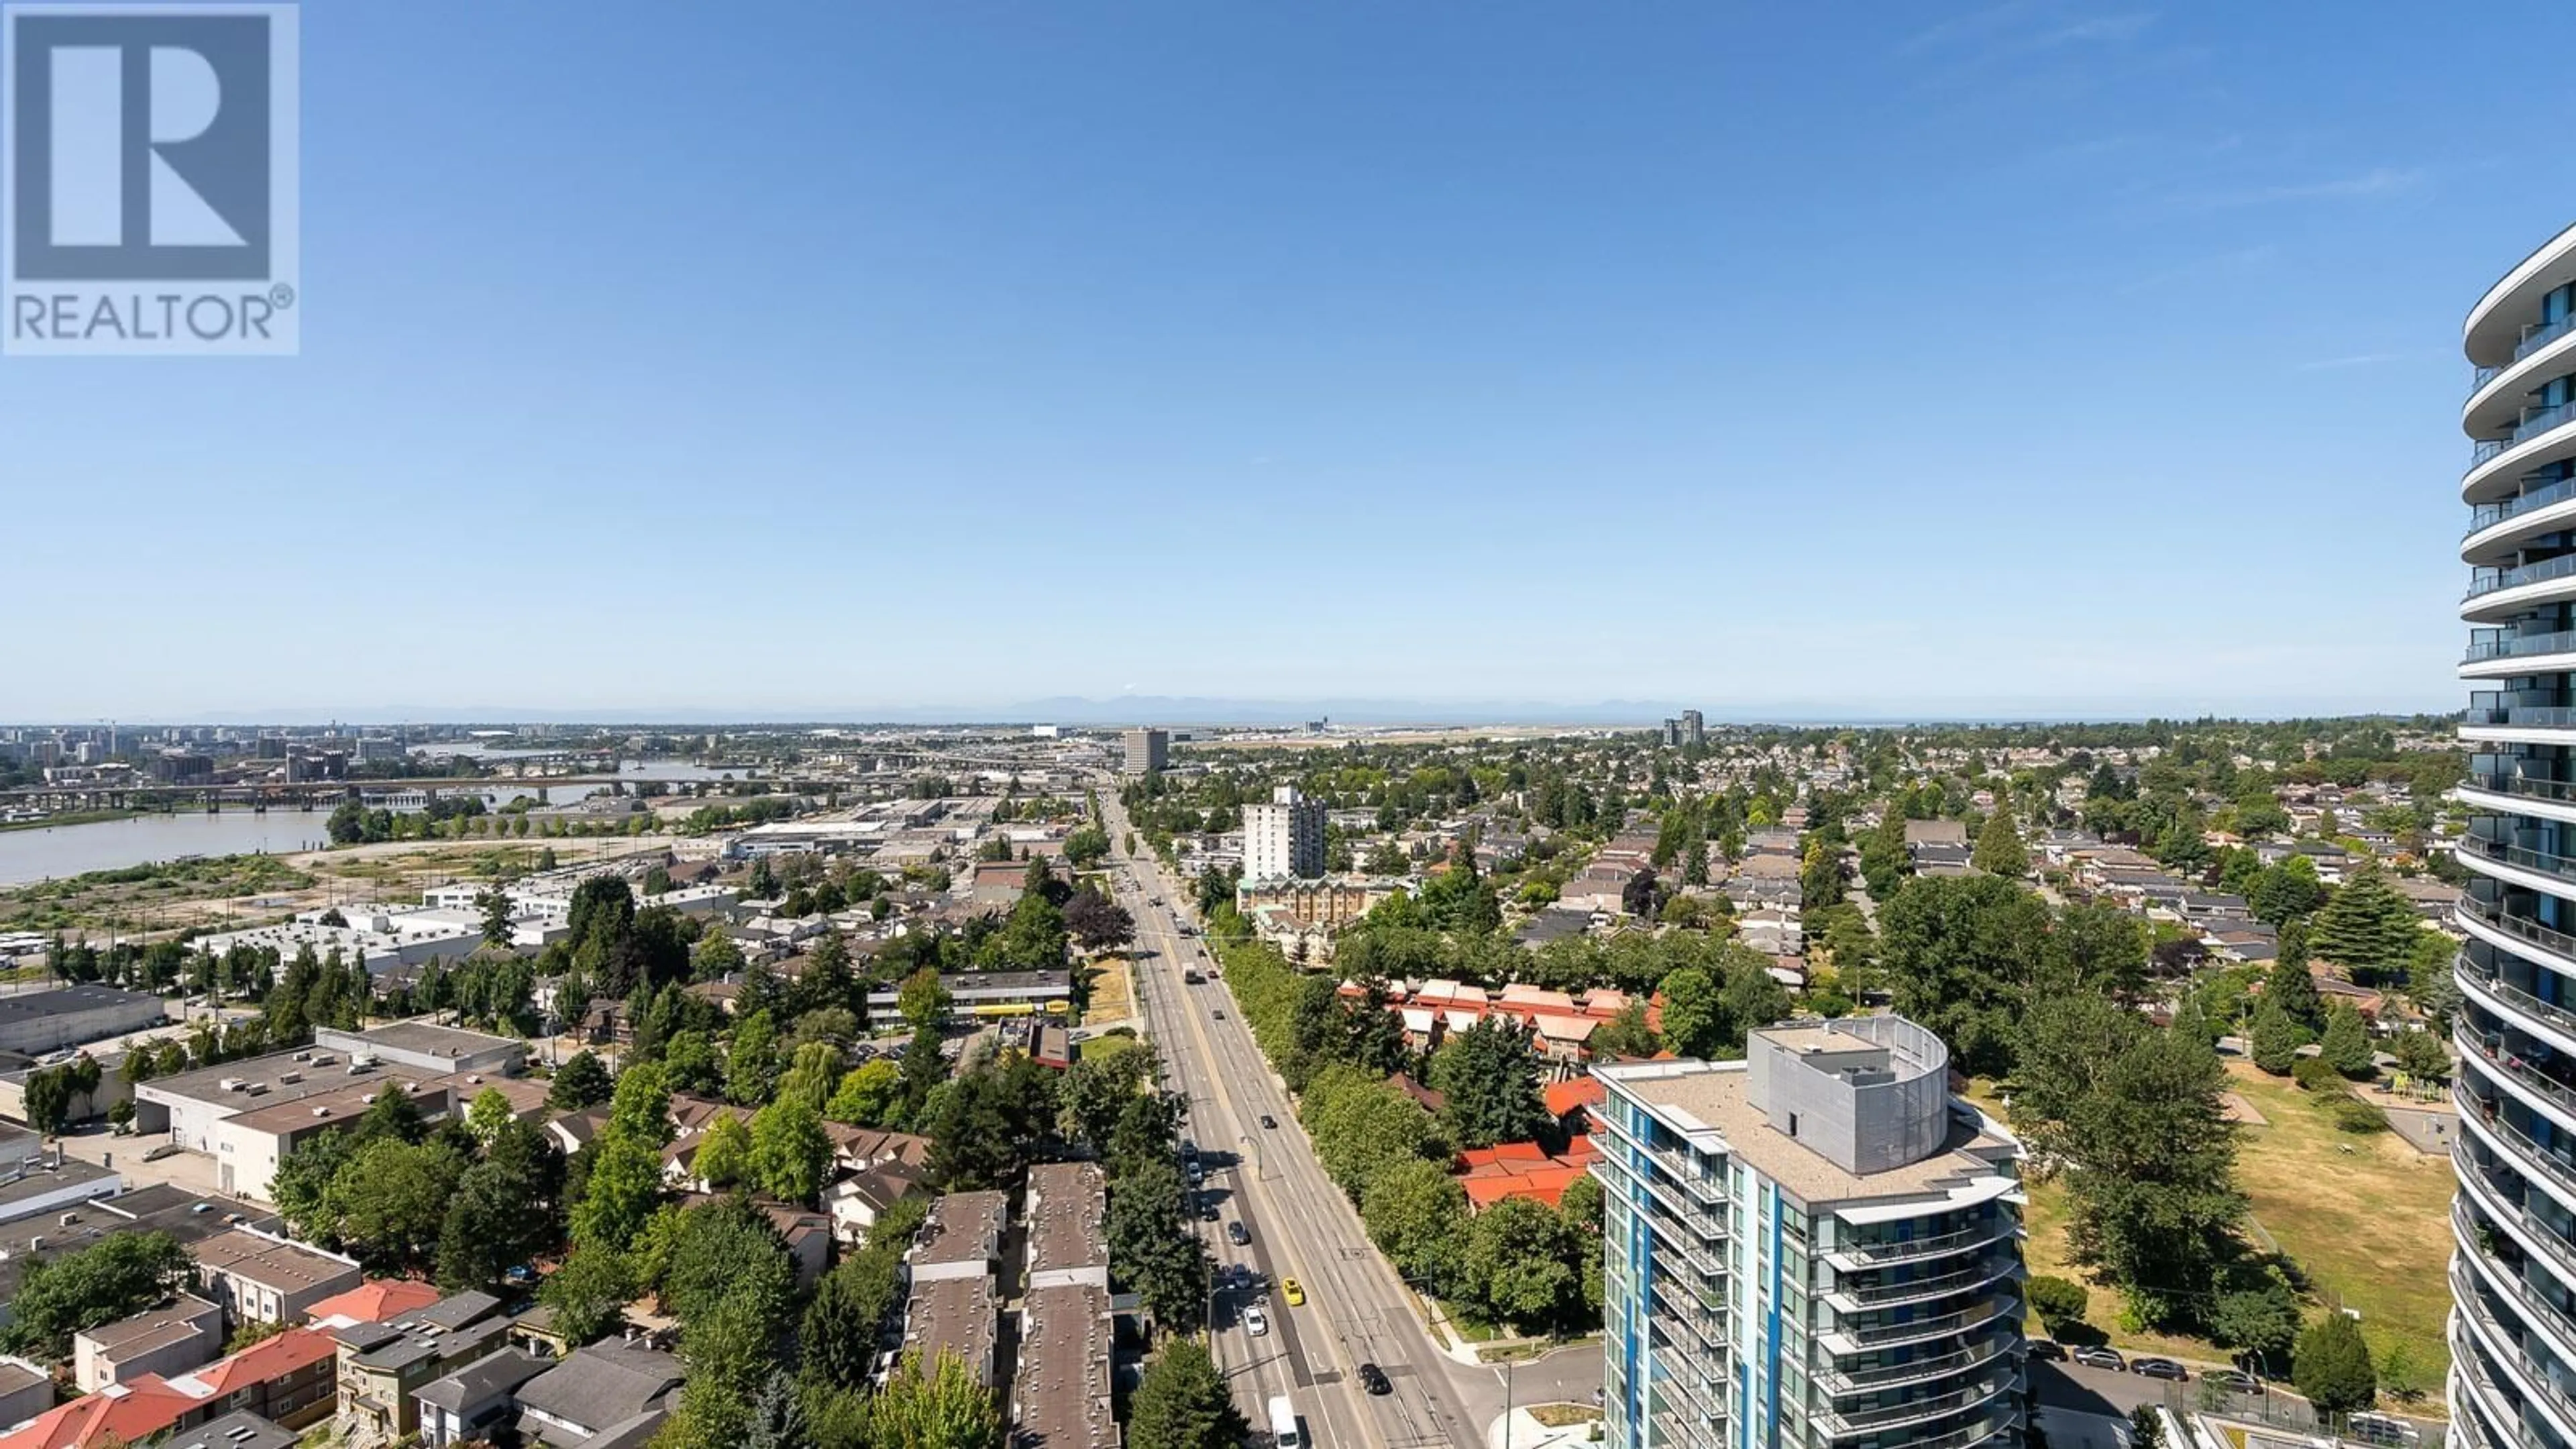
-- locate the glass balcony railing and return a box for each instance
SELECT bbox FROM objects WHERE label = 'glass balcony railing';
[1826,1218,2017,1269]
[2521,400,2576,445]
[2463,772,2576,805]
[2459,1027,2576,1119]
[1823,1295,2017,1354]
[2457,834,2576,886]
[2459,951,2576,1042]
[2465,629,2576,664]
[2455,1324,2566,1449]
[2480,439,2513,468]
[2463,706,2576,730]
[2470,554,2576,601]
[2459,1203,2576,1358]
[1828,1256,2018,1311]
[1815,1335,2015,1397]
[1815,1373,2019,1438]
[2467,477,2576,539]
[2455,1083,2576,1204]
[2527,315,2576,364]
[2453,896,2576,961]
[2459,1152,2576,1288]
[2459,1283,2576,1440]
[2455,1252,2576,1397]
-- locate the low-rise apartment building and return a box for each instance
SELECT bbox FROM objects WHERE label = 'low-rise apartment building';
[191,1229,362,1328]
[73,1295,223,1393]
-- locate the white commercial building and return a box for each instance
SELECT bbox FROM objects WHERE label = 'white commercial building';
[1242,785,1326,881]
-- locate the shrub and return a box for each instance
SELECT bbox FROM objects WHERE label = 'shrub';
[2025,1274,2090,1328]
[2291,1056,2343,1093]
[2325,1096,2389,1134]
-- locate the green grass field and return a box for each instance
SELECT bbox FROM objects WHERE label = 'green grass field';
[1990,1063,2455,1403]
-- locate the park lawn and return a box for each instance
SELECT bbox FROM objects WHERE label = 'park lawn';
[1977,1067,2455,1399]
[2222,1063,2455,1395]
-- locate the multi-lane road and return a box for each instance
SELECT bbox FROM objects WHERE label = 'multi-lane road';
[1098,795,1600,1449]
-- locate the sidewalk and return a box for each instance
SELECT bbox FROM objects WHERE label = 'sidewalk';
[1485,1406,1601,1449]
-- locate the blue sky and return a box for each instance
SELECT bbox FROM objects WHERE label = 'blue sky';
[0,1,2557,721]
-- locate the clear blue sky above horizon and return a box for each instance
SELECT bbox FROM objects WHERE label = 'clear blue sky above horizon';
[0,1,2558,722]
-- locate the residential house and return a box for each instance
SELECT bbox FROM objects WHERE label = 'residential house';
[413,1349,550,1449]
[511,1343,683,1448]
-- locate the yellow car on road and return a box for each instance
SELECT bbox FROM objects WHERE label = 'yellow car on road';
[1282,1278,1306,1307]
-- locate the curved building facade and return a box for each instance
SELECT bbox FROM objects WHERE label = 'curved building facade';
[2456,220,2576,1449]
[1594,1016,2027,1449]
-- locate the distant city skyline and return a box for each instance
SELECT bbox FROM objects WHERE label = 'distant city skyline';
[2,3,2548,717]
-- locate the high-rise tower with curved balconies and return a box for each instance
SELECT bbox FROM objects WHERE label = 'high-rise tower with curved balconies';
[2455,221,2576,1449]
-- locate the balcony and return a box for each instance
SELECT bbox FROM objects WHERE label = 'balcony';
[1825,1218,2018,1271]
[2524,315,2576,366]
[2457,1083,2576,1207]
[2469,554,2576,604]
[2459,896,2576,973]
[2457,1253,2576,1411]
[1816,1335,2016,1397]
[2453,1327,2565,1449]
[2467,477,2576,543]
[2465,629,2576,665]
[2459,1029,2576,1128]
[2459,1206,2576,1362]
[2459,835,2576,892]
[1859,1410,2020,1449]
[1815,1372,2019,1439]
[1825,1255,2020,1313]
[2461,951,2576,1046]
[2462,706,2576,732]
[2457,1155,2576,1289]
[1819,1295,2017,1355]
[2459,1282,2576,1446]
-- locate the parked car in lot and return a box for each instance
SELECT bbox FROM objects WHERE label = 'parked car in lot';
[1357,1363,1391,1395]
[2206,1369,2261,1395]
[2026,1340,2066,1362]
[2131,1357,2188,1382]
[2070,1346,2126,1372]
[2348,1413,2422,1446]
[1244,1307,1270,1338]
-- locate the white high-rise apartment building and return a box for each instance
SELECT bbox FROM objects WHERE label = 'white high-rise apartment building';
[1242,785,1326,881]
[1594,1016,2027,1449]
[2454,220,2576,1449]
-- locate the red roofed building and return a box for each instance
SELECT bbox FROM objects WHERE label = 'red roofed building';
[305,1278,441,1329]
[0,1377,203,1449]
[169,1326,341,1428]
[1454,1133,1601,1212]
[1542,1075,1605,1122]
